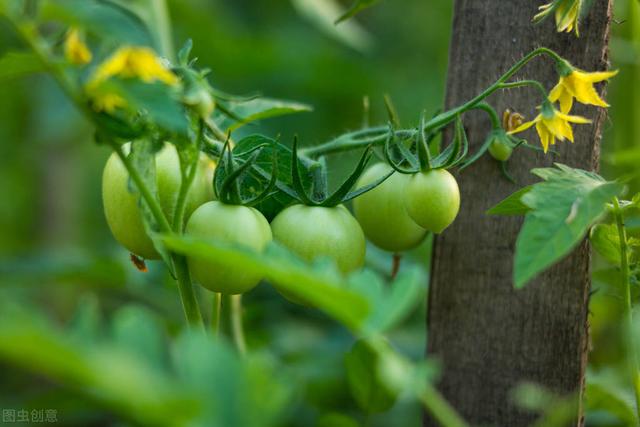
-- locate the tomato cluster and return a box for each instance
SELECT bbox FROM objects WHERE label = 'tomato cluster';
[102,141,461,295]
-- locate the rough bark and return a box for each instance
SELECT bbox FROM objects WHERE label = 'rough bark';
[426,1,612,425]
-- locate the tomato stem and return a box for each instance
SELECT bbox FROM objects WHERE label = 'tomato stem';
[112,143,173,234]
[173,255,205,329]
[211,292,222,336]
[613,198,640,421]
[112,142,204,329]
[172,120,204,233]
[229,294,247,356]
[420,383,469,427]
[302,47,561,159]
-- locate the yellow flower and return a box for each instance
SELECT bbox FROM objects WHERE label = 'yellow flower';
[89,46,178,87]
[64,28,92,65]
[508,102,591,153]
[534,0,581,36]
[549,68,618,113]
[91,92,127,113]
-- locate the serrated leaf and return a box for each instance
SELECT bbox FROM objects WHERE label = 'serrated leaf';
[161,236,370,332]
[487,186,533,216]
[513,165,623,288]
[215,97,312,132]
[0,51,44,82]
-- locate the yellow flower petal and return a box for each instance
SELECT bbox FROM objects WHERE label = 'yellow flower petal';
[556,111,591,124]
[91,92,127,113]
[549,80,575,113]
[541,116,567,142]
[64,28,92,65]
[507,117,537,135]
[576,69,618,83]
[535,121,551,153]
[89,46,178,88]
[555,69,617,109]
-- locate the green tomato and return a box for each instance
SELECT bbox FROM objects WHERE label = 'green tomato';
[102,143,215,259]
[488,138,513,161]
[404,169,460,234]
[185,201,272,294]
[353,163,427,252]
[271,204,366,274]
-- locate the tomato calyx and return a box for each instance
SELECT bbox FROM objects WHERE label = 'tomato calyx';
[384,112,469,176]
[290,137,392,207]
[215,138,277,207]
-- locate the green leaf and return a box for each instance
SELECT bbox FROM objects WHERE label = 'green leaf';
[161,235,370,332]
[487,186,533,216]
[41,0,152,46]
[349,267,427,333]
[513,164,624,288]
[335,0,380,24]
[67,293,103,344]
[107,0,175,58]
[290,0,373,52]
[0,51,44,82]
[111,305,167,369]
[585,381,638,426]
[344,338,398,413]
[317,413,360,427]
[216,97,312,132]
[118,80,189,135]
[590,223,622,266]
[0,303,198,426]
[173,332,290,427]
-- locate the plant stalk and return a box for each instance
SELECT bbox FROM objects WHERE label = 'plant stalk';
[229,294,247,356]
[303,47,560,158]
[113,143,204,328]
[172,120,204,232]
[420,383,469,427]
[211,292,222,336]
[613,198,640,421]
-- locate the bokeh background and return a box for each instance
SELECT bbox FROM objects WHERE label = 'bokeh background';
[0,0,638,426]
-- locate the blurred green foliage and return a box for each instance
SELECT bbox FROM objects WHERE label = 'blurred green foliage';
[0,0,638,426]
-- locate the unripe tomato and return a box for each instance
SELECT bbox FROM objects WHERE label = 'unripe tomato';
[270,204,366,274]
[488,138,513,161]
[353,163,427,252]
[185,201,272,294]
[404,169,460,234]
[102,143,215,259]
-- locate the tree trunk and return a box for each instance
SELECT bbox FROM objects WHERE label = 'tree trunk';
[426,1,613,425]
